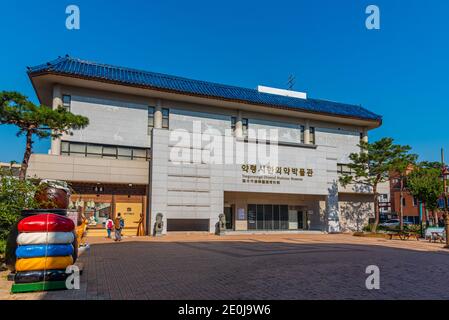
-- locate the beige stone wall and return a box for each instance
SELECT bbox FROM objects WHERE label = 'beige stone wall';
[338,193,374,232]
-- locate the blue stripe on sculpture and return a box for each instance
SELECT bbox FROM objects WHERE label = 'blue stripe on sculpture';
[16,244,74,258]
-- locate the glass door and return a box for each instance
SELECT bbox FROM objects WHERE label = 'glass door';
[224,206,233,230]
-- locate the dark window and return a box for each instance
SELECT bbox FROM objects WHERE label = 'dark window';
[300,125,305,144]
[280,205,289,230]
[148,106,155,133]
[167,219,210,232]
[162,108,170,129]
[273,205,280,230]
[247,204,289,231]
[247,204,257,230]
[402,197,406,207]
[62,95,71,111]
[242,118,248,137]
[264,205,273,230]
[256,205,264,230]
[61,141,150,161]
[231,117,237,131]
[309,127,316,144]
[337,164,354,175]
[413,197,418,207]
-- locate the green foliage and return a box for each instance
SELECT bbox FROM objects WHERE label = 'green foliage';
[340,138,415,231]
[406,164,443,211]
[0,168,38,241]
[0,91,89,179]
[0,91,89,139]
[362,223,421,234]
[340,138,414,189]
[0,239,5,256]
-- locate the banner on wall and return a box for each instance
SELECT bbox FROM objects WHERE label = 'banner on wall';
[115,203,142,229]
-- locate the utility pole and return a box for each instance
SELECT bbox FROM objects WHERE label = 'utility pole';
[441,148,449,248]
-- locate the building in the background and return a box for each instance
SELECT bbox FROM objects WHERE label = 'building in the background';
[0,162,21,177]
[389,169,421,224]
[26,56,383,235]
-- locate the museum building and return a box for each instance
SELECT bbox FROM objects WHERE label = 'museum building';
[26,56,385,235]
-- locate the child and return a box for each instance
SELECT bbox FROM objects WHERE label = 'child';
[105,216,113,239]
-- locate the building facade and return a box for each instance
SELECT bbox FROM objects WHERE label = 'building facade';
[27,56,384,235]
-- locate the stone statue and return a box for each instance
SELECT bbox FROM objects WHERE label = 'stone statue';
[216,213,226,235]
[153,213,164,237]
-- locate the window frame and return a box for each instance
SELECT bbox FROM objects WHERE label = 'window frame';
[61,141,150,161]
[62,95,71,112]
[309,127,316,145]
[162,108,170,129]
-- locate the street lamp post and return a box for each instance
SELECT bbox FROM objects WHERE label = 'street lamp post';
[440,148,449,249]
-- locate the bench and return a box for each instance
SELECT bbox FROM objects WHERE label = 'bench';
[429,231,445,243]
[425,228,445,243]
[387,231,420,241]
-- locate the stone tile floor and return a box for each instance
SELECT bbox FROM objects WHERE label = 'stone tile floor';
[2,233,449,300]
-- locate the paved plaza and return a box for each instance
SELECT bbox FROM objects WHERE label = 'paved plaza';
[2,233,449,300]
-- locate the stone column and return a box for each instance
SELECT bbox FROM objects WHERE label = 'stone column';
[235,110,243,139]
[154,99,163,129]
[50,85,62,155]
[362,128,368,143]
[304,120,310,144]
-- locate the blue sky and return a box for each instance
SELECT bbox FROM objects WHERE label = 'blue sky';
[0,0,447,162]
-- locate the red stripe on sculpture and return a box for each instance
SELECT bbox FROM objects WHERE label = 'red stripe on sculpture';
[18,214,75,233]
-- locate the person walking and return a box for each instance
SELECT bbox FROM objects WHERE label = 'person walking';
[105,216,113,239]
[114,213,123,242]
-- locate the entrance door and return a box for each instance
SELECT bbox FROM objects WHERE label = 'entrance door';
[297,211,309,230]
[224,206,233,230]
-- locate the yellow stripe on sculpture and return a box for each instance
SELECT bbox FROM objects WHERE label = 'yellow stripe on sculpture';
[15,256,74,272]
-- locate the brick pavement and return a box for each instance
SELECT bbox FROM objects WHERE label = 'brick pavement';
[2,233,449,300]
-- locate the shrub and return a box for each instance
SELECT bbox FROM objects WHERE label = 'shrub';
[0,168,38,241]
[0,239,5,256]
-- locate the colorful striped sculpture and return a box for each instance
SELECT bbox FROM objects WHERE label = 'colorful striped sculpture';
[10,212,77,294]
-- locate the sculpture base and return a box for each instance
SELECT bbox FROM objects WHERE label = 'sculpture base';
[216,231,226,236]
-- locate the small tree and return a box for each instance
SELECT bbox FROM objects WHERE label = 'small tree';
[390,153,418,230]
[407,163,443,226]
[0,91,89,180]
[340,138,414,232]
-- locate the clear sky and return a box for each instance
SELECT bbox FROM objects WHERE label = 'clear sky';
[0,0,447,163]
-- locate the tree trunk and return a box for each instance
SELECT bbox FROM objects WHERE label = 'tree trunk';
[372,184,379,233]
[434,210,439,227]
[19,130,33,181]
[399,177,404,231]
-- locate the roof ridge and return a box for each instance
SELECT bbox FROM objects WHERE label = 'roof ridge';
[27,56,382,121]
[62,56,264,94]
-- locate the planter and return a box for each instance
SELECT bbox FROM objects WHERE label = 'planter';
[353,232,389,239]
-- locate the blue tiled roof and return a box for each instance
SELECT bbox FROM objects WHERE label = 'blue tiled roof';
[28,56,382,122]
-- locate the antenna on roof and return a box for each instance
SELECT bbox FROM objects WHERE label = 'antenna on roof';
[287,75,296,91]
